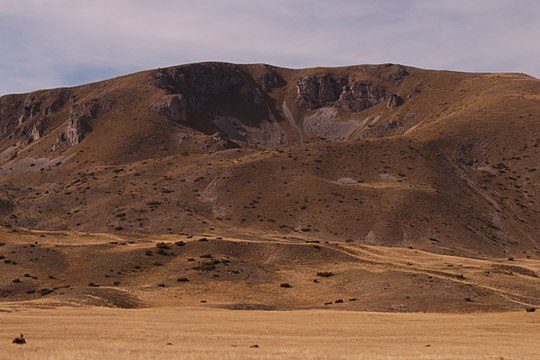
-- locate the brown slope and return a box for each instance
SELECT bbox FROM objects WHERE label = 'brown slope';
[0,228,538,312]
[0,62,539,259]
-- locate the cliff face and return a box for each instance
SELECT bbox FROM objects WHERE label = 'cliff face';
[0,63,415,153]
[0,62,539,259]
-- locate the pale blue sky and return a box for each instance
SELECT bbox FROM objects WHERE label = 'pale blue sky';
[1,0,539,95]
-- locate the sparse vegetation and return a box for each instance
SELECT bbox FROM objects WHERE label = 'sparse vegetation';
[316,272,334,278]
[12,334,26,345]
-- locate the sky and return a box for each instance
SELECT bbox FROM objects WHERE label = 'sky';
[1,0,539,95]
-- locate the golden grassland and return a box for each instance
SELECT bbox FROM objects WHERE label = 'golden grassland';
[1,306,538,360]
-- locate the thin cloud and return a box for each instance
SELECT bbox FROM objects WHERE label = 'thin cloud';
[0,0,539,95]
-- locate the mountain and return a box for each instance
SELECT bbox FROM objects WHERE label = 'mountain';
[1,63,540,259]
[1,62,540,311]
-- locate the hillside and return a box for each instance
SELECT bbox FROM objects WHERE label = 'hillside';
[1,62,540,312]
[1,62,539,259]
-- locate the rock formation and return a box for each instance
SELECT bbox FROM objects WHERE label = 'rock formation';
[52,102,100,151]
[200,132,239,152]
[153,94,189,124]
[295,75,404,112]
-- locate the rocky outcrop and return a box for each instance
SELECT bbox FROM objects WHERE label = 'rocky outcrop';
[337,82,388,112]
[156,63,287,98]
[19,95,41,124]
[29,121,44,142]
[154,63,281,113]
[200,132,239,152]
[52,102,100,151]
[0,89,70,141]
[255,69,287,92]
[0,95,25,138]
[13,120,42,144]
[152,94,189,123]
[380,64,409,83]
[386,94,404,109]
[153,63,280,135]
[295,75,404,112]
[155,63,244,96]
[23,120,46,144]
[295,76,347,110]
[239,85,266,104]
[17,89,70,125]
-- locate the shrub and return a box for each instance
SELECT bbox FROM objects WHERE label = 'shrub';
[193,260,220,271]
[12,334,26,345]
[39,288,53,296]
[156,248,171,256]
[316,271,334,278]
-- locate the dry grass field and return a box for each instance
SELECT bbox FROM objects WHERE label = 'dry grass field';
[2,306,539,360]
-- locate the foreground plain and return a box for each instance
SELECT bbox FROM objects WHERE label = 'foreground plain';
[1,306,538,359]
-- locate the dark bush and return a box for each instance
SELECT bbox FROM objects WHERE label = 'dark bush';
[156,248,171,256]
[39,288,54,296]
[12,334,26,345]
[193,260,220,271]
[316,272,334,278]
